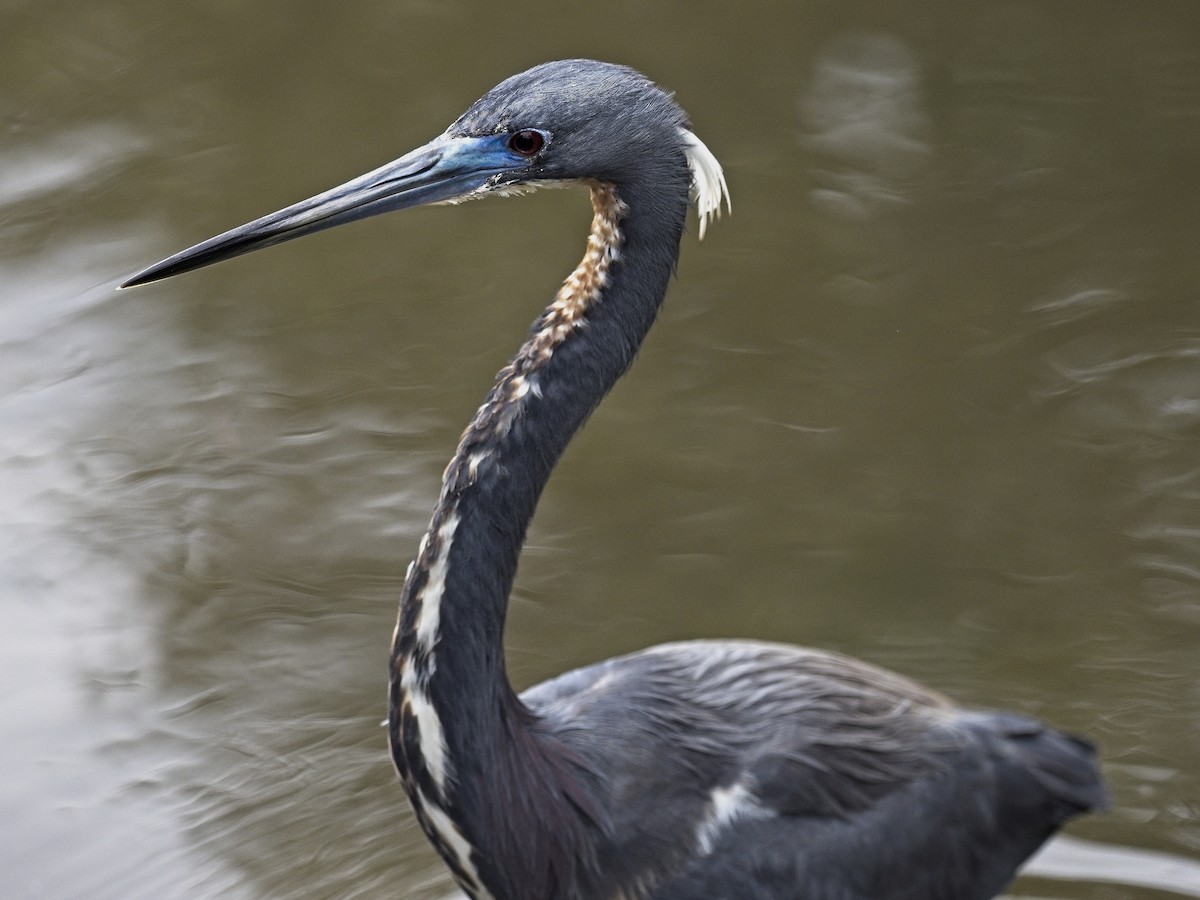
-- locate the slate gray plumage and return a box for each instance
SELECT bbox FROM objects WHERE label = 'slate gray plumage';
[123,59,1106,900]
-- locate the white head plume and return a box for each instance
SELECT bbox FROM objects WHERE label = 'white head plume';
[680,128,731,240]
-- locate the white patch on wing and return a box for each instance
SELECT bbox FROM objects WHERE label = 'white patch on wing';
[680,128,731,240]
[694,781,773,855]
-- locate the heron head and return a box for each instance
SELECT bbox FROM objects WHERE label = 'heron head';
[450,60,687,183]
[121,60,727,288]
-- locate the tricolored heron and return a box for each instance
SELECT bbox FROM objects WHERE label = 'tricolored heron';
[124,60,1106,900]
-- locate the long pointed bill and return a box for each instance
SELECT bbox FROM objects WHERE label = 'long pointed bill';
[121,134,525,288]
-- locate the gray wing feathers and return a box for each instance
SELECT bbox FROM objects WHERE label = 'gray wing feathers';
[522,640,1103,900]
[529,640,958,816]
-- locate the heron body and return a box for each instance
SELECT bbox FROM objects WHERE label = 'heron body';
[123,60,1106,900]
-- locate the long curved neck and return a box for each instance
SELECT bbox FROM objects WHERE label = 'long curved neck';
[389,179,688,899]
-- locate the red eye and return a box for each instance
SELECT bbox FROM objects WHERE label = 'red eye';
[508,130,545,156]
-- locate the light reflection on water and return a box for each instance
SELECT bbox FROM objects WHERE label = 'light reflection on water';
[3,2,1200,898]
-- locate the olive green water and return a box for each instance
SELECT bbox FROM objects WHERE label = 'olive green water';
[3,2,1200,897]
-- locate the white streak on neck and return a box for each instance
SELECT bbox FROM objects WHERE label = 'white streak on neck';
[402,509,462,797]
[403,677,448,792]
[419,787,493,899]
[680,128,731,240]
[415,512,460,651]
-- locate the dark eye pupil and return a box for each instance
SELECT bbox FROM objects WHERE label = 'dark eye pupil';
[509,130,544,156]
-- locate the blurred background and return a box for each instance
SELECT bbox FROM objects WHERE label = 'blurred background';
[3,1,1200,897]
